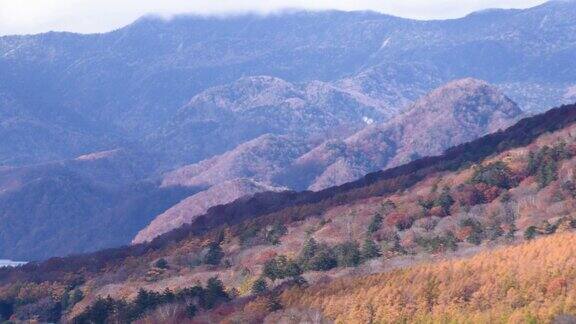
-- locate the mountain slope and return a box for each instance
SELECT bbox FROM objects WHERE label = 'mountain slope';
[160,134,312,189]
[0,91,117,165]
[150,76,393,164]
[133,179,287,244]
[1,103,575,322]
[132,79,521,244]
[0,150,194,260]
[281,231,576,323]
[280,78,523,190]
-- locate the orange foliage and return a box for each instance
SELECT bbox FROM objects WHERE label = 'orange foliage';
[282,232,576,323]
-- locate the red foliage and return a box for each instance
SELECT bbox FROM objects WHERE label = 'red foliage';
[454,183,502,207]
[429,206,447,218]
[475,183,502,203]
[454,184,485,206]
[456,227,474,242]
[386,212,415,231]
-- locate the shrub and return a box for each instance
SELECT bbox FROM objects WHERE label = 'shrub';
[154,258,169,269]
[541,221,557,235]
[524,226,538,240]
[265,222,288,245]
[251,278,268,295]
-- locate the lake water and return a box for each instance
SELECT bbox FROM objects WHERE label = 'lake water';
[0,259,26,267]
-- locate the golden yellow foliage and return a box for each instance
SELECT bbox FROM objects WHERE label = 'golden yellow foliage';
[282,232,576,323]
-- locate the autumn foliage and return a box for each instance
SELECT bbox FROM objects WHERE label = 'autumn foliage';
[282,232,576,323]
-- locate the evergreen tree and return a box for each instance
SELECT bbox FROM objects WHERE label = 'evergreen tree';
[361,237,382,260]
[334,241,361,267]
[537,159,558,188]
[368,213,383,234]
[263,255,303,281]
[266,222,288,245]
[435,186,455,214]
[203,242,224,265]
[154,258,169,269]
[298,237,318,266]
[266,294,282,312]
[0,300,13,322]
[185,304,198,318]
[307,245,337,271]
[471,161,516,189]
[263,257,281,282]
[524,226,538,240]
[203,277,229,309]
[284,259,303,278]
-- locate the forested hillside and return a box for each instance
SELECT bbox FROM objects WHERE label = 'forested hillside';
[280,232,576,323]
[1,103,576,322]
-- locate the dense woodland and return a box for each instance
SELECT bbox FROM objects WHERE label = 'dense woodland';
[280,232,576,323]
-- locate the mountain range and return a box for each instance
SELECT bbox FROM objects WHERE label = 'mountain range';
[1,0,575,166]
[132,78,523,243]
[1,1,576,322]
[0,1,575,260]
[2,102,576,323]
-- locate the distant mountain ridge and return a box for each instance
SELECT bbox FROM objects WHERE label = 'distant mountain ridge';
[151,75,399,165]
[290,78,523,190]
[0,149,195,260]
[133,178,286,244]
[134,78,523,243]
[1,1,575,165]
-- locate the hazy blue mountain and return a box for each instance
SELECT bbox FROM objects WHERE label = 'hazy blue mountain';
[0,1,575,165]
[0,149,196,260]
[151,75,408,164]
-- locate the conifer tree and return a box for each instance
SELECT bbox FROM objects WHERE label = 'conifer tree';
[361,237,382,260]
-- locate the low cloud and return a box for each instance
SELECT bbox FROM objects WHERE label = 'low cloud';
[0,0,547,36]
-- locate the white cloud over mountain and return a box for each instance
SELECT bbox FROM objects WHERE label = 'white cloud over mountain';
[0,0,547,36]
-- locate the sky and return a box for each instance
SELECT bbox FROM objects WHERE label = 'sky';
[0,0,548,36]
